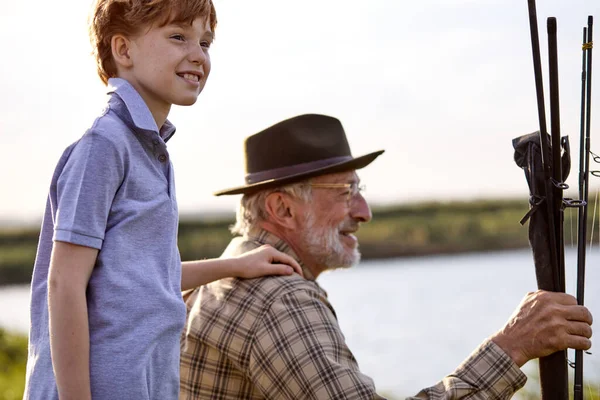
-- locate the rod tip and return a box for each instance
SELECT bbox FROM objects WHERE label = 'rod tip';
[589,15,593,25]
[548,17,557,32]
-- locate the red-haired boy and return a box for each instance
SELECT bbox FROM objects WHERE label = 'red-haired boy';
[24,1,300,399]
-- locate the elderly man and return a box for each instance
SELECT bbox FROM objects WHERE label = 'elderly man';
[180,114,593,399]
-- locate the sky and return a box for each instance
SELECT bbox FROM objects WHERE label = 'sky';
[0,0,598,226]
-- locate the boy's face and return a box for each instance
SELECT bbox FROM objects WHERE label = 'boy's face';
[121,17,213,116]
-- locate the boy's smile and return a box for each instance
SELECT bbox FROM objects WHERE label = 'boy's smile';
[116,17,213,127]
[179,73,202,84]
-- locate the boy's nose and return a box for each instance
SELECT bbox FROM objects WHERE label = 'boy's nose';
[189,44,208,65]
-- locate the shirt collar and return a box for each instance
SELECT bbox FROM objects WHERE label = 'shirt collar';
[106,78,176,142]
[245,228,316,281]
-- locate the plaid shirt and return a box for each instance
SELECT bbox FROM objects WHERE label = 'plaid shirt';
[180,230,527,399]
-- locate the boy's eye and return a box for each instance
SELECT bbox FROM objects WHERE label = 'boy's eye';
[200,41,212,49]
[171,34,185,41]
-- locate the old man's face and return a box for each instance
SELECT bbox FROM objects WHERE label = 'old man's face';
[298,171,372,271]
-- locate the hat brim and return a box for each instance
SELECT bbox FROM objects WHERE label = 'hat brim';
[214,150,385,196]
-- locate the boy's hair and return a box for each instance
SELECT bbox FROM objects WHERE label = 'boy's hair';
[89,0,217,85]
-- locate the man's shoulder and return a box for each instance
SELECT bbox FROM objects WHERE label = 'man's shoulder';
[253,273,324,300]
[186,273,330,328]
[186,237,332,323]
[205,272,324,307]
[217,238,322,300]
[185,274,333,347]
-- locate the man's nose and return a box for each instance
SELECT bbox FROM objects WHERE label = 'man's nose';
[350,194,372,223]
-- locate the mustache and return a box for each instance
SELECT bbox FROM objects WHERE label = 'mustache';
[338,219,360,232]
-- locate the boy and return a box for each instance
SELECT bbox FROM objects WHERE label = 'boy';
[23,1,300,399]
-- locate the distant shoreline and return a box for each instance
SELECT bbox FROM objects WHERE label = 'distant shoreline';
[0,198,545,286]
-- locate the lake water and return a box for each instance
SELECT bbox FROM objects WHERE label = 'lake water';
[1,248,599,398]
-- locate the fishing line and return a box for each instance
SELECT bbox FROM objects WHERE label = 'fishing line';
[590,189,598,249]
[570,206,574,248]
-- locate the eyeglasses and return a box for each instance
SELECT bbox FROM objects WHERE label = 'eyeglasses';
[308,182,366,203]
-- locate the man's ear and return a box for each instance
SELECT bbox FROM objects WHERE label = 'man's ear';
[111,34,133,70]
[264,192,299,230]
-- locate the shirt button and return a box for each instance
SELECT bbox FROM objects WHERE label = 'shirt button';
[158,154,167,163]
[153,139,160,146]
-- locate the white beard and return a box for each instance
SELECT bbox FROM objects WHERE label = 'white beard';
[300,209,361,270]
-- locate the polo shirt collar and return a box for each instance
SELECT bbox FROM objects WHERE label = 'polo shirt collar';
[245,228,316,281]
[106,78,176,142]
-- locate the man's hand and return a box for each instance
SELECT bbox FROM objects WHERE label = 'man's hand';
[234,244,303,278]
[491,290,593,367]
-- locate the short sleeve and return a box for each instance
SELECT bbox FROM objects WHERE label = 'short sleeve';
[53,131,123,249]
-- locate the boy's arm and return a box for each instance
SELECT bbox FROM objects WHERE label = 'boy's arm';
[48,241,98,400]
[181,244,302,291]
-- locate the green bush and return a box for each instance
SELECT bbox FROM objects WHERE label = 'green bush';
[5,198,592,285]
[0,329,27,400]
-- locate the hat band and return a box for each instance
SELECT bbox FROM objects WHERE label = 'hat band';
[245,155,353,184]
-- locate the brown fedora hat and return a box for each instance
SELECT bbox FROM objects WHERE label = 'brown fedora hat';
[214,114,384,196]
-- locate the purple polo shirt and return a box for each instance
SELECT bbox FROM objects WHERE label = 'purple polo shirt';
[24,78,186,399]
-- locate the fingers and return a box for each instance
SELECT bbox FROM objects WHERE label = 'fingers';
[255,245,304,277]
[493,290,594,365]
[535,290,578,306]
[560,319,593,351]
[526,291,592,324]
[269,252,303,277]
[566,321,593,342]
[565,305,594,325]
[263,263,296,276]
[543,310,593,353]
[565,335,593,351]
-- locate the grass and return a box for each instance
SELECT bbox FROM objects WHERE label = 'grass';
[0,329,27,400]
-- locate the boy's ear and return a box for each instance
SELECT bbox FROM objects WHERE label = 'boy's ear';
[110,34,133,69]
[264,192,299,230]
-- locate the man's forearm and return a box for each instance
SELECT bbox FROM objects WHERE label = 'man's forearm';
[48,283,92,400]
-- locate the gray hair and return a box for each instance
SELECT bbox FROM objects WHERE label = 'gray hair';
[230,182,313,236]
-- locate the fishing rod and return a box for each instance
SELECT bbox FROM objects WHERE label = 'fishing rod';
[525,1,561,289]
[525,2,568,397]
[574,15,593,400]
[547,17,566,294]
[519,3,595,397]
